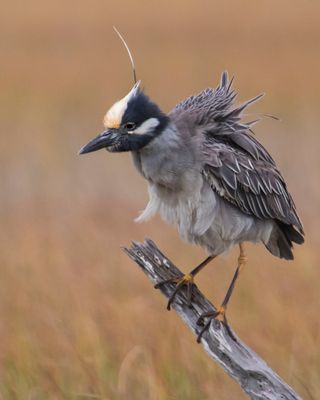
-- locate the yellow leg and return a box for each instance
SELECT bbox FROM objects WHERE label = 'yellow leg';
[238,243,248,273]
[217,243,247,312]
[197,243,247,342]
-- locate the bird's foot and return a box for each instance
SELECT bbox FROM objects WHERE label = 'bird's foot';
[154,273,196,310]
[196,306,235,343]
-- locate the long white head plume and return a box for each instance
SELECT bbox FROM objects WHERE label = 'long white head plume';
[103,81,141,129]
[113,26,137,85]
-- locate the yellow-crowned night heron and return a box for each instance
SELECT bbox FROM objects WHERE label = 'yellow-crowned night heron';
[79,72,304,342]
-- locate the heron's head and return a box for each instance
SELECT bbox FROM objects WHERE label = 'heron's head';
[79,82,169,154]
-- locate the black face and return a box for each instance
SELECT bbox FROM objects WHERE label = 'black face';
[122,91,168,133]
[79,90,169,155]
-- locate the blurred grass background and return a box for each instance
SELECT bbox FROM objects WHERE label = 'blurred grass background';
[0,0,319,399]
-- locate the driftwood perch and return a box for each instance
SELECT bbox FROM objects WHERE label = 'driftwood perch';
[124,239,302,400]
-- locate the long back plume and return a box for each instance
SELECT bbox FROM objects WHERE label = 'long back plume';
[113,26,137,84]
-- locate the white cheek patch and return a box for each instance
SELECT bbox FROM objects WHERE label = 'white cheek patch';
[134,118,160,135]
[103,81,141,129]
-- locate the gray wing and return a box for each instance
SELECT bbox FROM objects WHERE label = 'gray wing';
[202,139,303,233]
[171,71,304,235]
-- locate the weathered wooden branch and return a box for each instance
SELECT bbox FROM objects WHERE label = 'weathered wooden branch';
[124,239,302,400]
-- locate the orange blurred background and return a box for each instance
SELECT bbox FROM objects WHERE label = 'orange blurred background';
[0,1,319,399]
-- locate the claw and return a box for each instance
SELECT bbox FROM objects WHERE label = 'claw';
[196,319,213,343]
[154,274,196,310]
[196,306,231,343]
[154,276,181,289]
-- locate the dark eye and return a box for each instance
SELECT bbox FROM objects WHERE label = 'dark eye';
[124,122,136,131]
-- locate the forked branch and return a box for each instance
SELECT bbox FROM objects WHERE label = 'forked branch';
[124,239,302,400]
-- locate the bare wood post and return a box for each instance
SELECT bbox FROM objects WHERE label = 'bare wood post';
[124,239,302,400]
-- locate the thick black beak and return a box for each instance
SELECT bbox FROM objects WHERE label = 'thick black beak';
[79,130,118,155]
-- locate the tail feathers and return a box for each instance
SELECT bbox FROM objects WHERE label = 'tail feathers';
[276,229,294,260]
[278,221,305,245]
[265,222,304,260]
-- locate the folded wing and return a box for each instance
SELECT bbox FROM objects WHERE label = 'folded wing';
[170,71,304,243]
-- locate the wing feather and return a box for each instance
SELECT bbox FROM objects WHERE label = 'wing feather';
[203,140,303,232]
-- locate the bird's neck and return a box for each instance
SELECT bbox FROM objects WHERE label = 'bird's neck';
[131,122,200,191]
